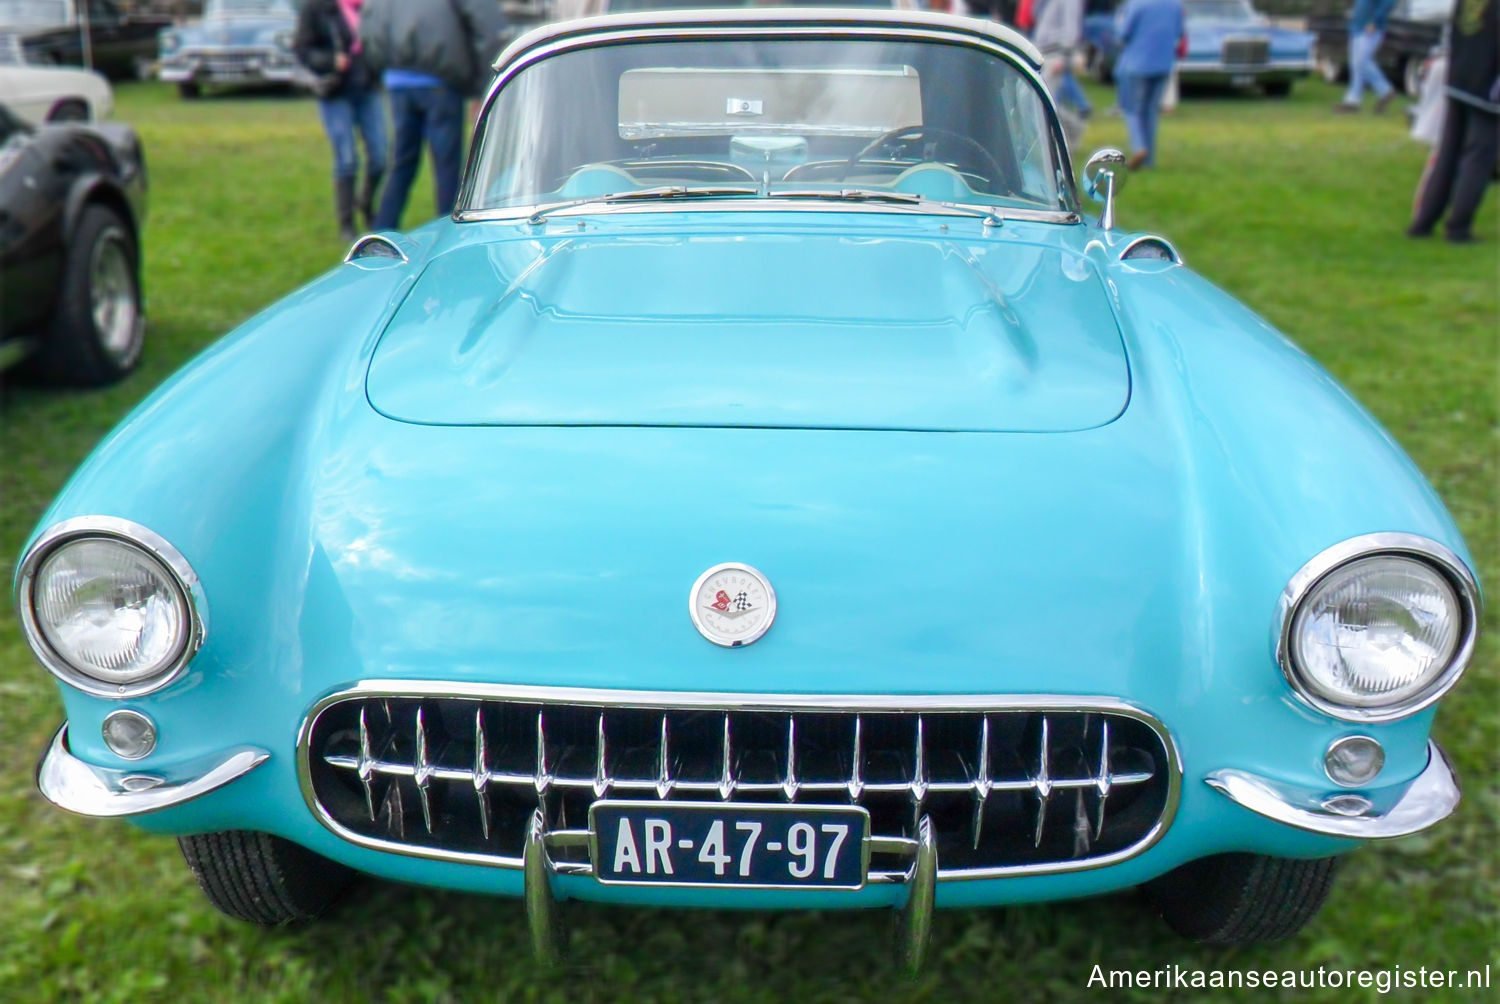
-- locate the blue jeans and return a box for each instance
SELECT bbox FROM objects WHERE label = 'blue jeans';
[375,84,466,231]
[1344,28,1392,104]
[318,86,388,181]
[1118,72,1169,165]
[1058,65,1092,116]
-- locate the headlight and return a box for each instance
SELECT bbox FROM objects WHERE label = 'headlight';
[1278,534,1479,722]
[19,519,205,698]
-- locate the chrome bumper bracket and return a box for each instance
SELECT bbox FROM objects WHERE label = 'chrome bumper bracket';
[36,724,269,818]
[524,809,567,966]
[895,814,937,975]
[1205,740,1460,840]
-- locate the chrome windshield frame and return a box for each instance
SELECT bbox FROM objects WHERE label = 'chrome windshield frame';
[455,17,1081,224]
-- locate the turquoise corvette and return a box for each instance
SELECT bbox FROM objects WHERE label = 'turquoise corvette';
[18,10,1481,971]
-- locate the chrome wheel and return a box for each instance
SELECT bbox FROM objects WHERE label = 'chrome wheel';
[89,228,140,365]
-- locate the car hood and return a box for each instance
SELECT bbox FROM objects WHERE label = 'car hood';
[365,228,1131,432]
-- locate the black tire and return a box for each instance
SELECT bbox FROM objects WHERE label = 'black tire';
[1262,80,1294,98]
[1147,853,1340,945]
[46,98,90,122]
[27,204,144,387]
[177,81,201,99]
[1402,58,1423,98]
[179,831,355,925]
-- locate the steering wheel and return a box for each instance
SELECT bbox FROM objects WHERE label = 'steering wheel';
[841,126,1007,189]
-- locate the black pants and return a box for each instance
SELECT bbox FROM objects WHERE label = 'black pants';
[1412,98,1499,239]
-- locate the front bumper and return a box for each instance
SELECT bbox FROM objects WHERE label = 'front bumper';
[1180,60,1314,81]
[157,51,302,86]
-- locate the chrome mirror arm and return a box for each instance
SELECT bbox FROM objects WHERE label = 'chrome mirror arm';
[1082,148,1127,232]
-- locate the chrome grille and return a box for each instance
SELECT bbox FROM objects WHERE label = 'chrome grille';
[300,685,1178,881]
[1222,38,1271,67]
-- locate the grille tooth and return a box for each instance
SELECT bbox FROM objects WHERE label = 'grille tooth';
[473,708,492,840]
[308,695,1174,876]
[1033,716,1051,848]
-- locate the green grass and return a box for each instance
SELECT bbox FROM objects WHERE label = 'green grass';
[1,81,1496,1003]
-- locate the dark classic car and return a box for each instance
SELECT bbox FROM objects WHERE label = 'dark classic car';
[1309,0,1451,96]
[0,100,147,385]
[0,0,170,79]
[157,0,304,98]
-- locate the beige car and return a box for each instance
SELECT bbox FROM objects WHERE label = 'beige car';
[0,34,112,123]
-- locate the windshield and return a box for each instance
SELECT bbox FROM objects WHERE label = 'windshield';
[0,0,67,27]
[1185,0,1257,23]
[205,0,297,16]
[607,0,894,8]
[466,37,1071,217]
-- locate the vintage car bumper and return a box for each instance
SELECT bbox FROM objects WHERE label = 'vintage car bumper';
[157,49,302,85]
[37,688,1461,910]
[1179,59,1314,82]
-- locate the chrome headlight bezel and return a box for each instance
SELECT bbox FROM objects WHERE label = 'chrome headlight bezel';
[1276,533,1481,723]
[16,517,207,699]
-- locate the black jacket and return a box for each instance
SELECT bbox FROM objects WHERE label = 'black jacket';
[361,0,508,98]
[1447,0,1499,110]
[294,0,376,96]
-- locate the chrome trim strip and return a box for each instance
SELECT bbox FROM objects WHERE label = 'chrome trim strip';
[16,516,208,700]
[1205,741,1460,839]
[1274,533,1482,723]
[1179,60,1316,75]
[457,200,1080,226]
[461,19,1078,220]
[295,681,1182,882]
[343,234,409,264]
[36,724,268,818]
[523,809,565,966]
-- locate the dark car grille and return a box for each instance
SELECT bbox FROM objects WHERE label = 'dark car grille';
[300,687,1178,881]
[1222,38,1271,67]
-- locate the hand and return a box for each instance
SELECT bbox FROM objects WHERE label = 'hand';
[334,53,350,72]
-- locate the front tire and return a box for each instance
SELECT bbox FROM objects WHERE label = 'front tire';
[28,204,144,387]
[1262,79,1293,98]
[177,81,201,99]
[1146,853,1339,945]
[179,831,355,925]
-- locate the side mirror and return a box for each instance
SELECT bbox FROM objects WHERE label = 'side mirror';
[1082,148,1127,231]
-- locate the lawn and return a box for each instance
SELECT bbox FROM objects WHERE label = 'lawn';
[0,79,1496,1003]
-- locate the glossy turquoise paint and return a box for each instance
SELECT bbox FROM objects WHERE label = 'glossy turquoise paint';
[25,207,1476,909]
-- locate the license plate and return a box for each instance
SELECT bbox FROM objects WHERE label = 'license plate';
[1231,74,1256,86]
[588,800,869,889]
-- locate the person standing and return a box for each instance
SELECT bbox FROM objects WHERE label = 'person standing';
[294,0,386,242]
[1114,0,1184,170]
[360,0,507,231]
[1034,0,1092,119]
[1334,0,1398,113]
[1408,0,1499,242]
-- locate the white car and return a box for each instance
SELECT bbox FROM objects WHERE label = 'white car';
[0,33,112,123]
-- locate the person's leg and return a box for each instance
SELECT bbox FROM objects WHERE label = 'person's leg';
[1362,29,1393,106]
[1410,99,1466,235]
[1118,72,1148,162]
[426,86,467,217]
[1140,74,1166,165]
[1161,68,1178,112]
[1060,64,1091,116]
[318,97,358,238]
[1341,31,1365,106]
[353,88,389,229]
[1441,107,1499,241]
[375,88,423,231]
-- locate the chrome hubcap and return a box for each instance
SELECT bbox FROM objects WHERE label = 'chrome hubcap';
[90,229,139,361]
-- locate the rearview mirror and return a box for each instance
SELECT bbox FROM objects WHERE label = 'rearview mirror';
[1082,148,1127,231]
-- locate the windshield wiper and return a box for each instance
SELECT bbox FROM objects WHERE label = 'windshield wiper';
[772,188,1002,225]
[527,186,758,223]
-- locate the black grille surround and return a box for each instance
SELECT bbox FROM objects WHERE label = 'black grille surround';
[298,684,1180,883]
[1221,37,1271,67]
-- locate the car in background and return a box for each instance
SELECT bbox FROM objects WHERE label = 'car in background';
[22,8,1480,974]
[1085,0,1314,96]
[1309,0,1451,97]
[0,0,169,79]
[0,30,112,121]
[156,0,305,98]
[0,100,146,385]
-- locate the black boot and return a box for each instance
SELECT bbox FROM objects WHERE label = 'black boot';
[335,176,357,243]
[359,171,384,231]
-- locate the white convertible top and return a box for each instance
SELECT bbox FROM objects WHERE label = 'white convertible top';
[493,9,1044,72]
